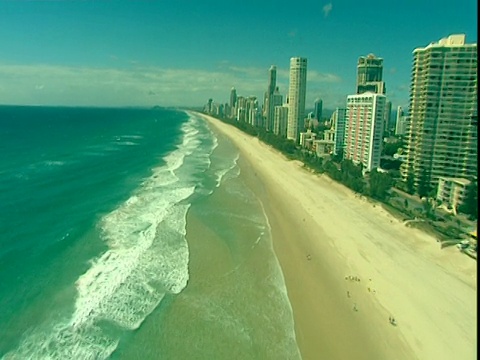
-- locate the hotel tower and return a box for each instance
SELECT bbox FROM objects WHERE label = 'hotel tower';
[287,57,307,142]
[263,65,277,131]
[314,98,323,120]
[401,34,478,192]
[229,87,237,118]
[356,54,386,95]
[344,93,386,172]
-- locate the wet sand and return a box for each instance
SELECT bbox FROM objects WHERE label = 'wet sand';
[199,113,477,360]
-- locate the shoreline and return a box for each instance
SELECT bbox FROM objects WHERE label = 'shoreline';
[197,112,477,360]
[237,155,404,359]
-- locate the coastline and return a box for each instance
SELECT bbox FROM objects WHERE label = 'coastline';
[197,112,477,360]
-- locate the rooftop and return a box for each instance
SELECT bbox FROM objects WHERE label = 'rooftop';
[438,177,471,185]
[415,34,477,52]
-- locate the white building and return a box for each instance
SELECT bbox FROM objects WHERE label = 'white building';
[287,57,308,143]
[229,87,237,118]
[236,96,246,122]
[299,129,316,149]
[395,106,407,135]
[344,92,386,172]
[314,139,335,157]
[273,105,289,137]
[384,100,392,133]
[263,65,277,131]
[356,54,386,95]
[330,107,347,155]
[436,177,471,214]
[401,34,478,191]
[246,96,259,126]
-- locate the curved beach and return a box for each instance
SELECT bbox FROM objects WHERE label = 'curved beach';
[198,112,477,360]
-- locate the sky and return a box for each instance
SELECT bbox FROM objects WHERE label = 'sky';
[0,0,477,111]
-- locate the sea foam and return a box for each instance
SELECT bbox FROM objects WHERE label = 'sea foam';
[3,113,217,360]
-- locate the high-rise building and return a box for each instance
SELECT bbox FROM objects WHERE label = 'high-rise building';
[263,65,277,131]
[395,116,408,137]
[344,92,386,172]
[236,96,246,122]
[206,98,213,114]
[395,106,407,136]
[396,106,404,127]
[229,87,237,118]
[273,105,289,137]
[401,34,478,192]
[287,57,308,142]
[356,54,386,95]
[384,100,392,133]
[270,86,283,131]
[314,98,323,120]
[272,86,283,109]
[246,96,259,126]
[330,107,347,155]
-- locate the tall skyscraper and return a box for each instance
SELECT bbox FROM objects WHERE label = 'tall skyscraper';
[229,87,237,118]
[383,100,392,133]
[287,57,308,142]
[314,98,323,120]
[207,98,213,114]
[356,54,386,95]
[401,34,478,192]
[273,105,289,137]
[263,65,277,131]
[344,92,386,172]
[395,106,407,136]
[236,96,246,122]
[246,96,259,126]
[396,106,404,127]
[330,107,347,155]
[272,86,283,109]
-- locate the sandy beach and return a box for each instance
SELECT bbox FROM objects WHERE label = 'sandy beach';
[198,112,477,360]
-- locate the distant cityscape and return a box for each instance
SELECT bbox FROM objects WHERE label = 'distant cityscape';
[204,34,477,218]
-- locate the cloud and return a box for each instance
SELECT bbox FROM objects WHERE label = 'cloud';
[0,62,344,108]
[219,64,266,79]
[0,63,227,106]
[307,70,341,83]
[323,3,332,17]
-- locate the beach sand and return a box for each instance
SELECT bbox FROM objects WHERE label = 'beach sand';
[199,113,477,360]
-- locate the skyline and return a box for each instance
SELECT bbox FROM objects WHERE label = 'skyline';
[0,0,477,110]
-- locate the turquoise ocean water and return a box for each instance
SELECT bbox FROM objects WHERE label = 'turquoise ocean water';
[0,106,300,359]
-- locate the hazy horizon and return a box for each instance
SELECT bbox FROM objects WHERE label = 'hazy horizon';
[0,0,477,110]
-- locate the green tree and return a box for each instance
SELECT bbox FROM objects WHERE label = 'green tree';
[382,139,404,157]
[339,159,365,193]
[406,172,415,195]
[427,189,437,219]
[458,179,478,219]
[422,198,433,219]
[417,169,431,199]
[324,160,342,181]
[331,149,344,163]
[368,170,393,201]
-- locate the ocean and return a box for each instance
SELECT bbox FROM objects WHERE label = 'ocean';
[0,106,301,359]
